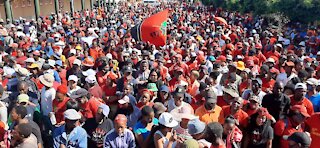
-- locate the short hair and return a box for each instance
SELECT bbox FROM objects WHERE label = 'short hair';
[17,123,32,138]
[205,122,223,140]
[141,106,154,117]
[66,99,80,111]
[18,81,29,90]
[13,105,27,119]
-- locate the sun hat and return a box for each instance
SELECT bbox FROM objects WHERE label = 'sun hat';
[306,78,318,86]
[28,63,39,69]
[147,83,158,92]
[223,87,239,98]
[68,75,78,82]
[69,88,88,99]
[16,67,30,76]
[118,95,130,104]
[188,118,206,135]
[64,109,81,120]
[82,57,95,67]
[158,112,178,128]
[171,106,197,121]
[99,104,110,117]
[17,94,29,103]
[39,73,54,87]
[85,75,97,84]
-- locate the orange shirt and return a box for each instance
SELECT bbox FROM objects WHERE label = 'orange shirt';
[306,113,320,148]
[220,106,249,128]
[261,78,276,92]
[290,97,314,116]
[195,105,223,124]
[187,80,200,97]
[89,47,105,61]
[274,118,305,148]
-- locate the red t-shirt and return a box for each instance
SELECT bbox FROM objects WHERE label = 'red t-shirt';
[52,97,70,123]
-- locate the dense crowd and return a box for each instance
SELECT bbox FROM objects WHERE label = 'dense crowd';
[0,1,319,148]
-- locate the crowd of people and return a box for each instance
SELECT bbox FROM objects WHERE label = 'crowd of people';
[0,0,319,148]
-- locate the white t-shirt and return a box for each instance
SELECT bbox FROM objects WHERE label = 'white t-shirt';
[40,87,56,116]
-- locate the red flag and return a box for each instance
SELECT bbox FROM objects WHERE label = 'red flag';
[131,9,168,47]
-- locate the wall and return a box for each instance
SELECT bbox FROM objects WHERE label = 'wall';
[0,1,6,19]
[39,0,56,17]
[11,0,36,19]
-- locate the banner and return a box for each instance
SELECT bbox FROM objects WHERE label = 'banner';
[131,9,168,47]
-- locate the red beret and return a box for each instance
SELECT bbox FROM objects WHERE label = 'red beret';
[57,85,68,95]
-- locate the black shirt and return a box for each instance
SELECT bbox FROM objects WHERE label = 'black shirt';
[262,93,291,121]
[248,123,274,148]
[83,118,114,148]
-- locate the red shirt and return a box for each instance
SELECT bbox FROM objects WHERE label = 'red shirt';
[80,97,104,119]
[58,69,67,86]
[191,94,205,110]
[217,96,230,108]
[305,113,320,148]
[16,56,27,66]
[261,78,276,92]
[290,97,314,116]
[221,106,249,128]
[52,97,70,123]
[274,118,305,148]
[89,85,104,99]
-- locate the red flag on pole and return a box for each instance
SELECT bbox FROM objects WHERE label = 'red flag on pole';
[131,9,168,47]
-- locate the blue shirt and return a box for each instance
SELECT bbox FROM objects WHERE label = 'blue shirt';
[104,128,136,148]
[133,118,159,140]
[306,93,320,112]
[53,125,87,148]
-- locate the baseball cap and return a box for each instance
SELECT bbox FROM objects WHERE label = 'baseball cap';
[266,57,275,63]
[223,87,239,98]
[57,85,68,95]
[118,95,130,104]
[188,118,206,135]
[69,88,88,99]
[32,50,40,56]
[68,75,78,82]
[205,90,217,103]
[306,78,318,86]
[17,94,29,103]
[73,59,81,66]
[160,85,169,93]
[249,96,260,103]
[171,106,197,121]
[286,132,311,147]
[123,66,133,73]
[159,112,178,128]
[291,105,310,117]
[85,75,97,84]
[25,58,35,63]
[284,61,295,67]
[174,86,186,97]
[153,102,167,115]
[64,109,81,120]
[114,114,127,124]
[99,104,110,117]
[295,83,307,90]
[82,69,96,77]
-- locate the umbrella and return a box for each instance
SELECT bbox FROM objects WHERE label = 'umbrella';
[214,17,228,26]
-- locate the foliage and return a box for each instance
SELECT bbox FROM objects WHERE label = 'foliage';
[203,0,320,23]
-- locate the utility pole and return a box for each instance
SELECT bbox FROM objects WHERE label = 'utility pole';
[4,0,12,21]
[34,0,40,21]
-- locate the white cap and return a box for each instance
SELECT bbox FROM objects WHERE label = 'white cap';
[82,69,96,76]
[295,83,307,90]
[64,109,81,120]
[299,41,306,47]
[48,59,55,67]
[275,43,283,48]
[68,75,78,82]
[266,57,275,63]
[317,51,320,56]
[53,33,61,38]
[16,67,30,76]
[158,112,178,128]
[306,78,318,86]
[73,59,81,66]
[118,95,130,104]
[70,49,76,55]
[106,53,113,60]
[226,55,233,60]
[25,58,35,63]
[190,52,197,57]
[85,75,97,84]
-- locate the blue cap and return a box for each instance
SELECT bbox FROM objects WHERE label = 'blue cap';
[55,60,63,67]
[160,85,169,93]
[209,56,216,62]
[188,118,206,135]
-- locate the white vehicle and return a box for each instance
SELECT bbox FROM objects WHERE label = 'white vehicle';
[143,0,160,6]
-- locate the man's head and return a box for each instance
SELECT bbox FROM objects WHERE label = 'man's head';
[11,105,27,122]
[222,87,239,105]
[64,109,81,130]
[252,78,262,93]
[173,86,185,107]
[204,122,223,144]
[294,83,307,101]
[114,114,127,136]
[12,123,32,143]
[223,115,237,135]
[273,81,284,96]
[231,97,243,112]
[204,90,217,110]
[287,132,311,148]
[18,81,29,94]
